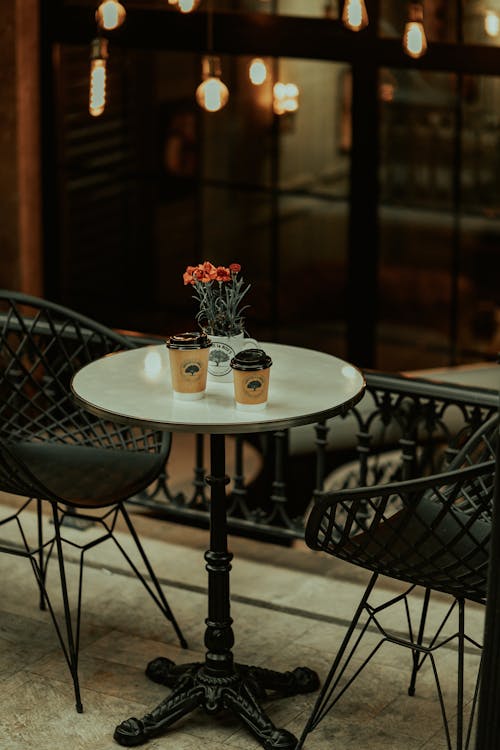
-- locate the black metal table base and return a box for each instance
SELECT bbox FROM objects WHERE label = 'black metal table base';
[114,434,319,749]
[113,657,319,749]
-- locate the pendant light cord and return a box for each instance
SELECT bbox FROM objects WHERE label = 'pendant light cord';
[207,0,213,54]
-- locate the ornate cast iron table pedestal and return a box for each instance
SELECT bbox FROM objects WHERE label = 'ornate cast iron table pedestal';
[113,433,319,748]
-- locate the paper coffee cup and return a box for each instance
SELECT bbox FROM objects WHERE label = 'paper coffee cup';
[166,332,212,400]
[230,348,272,410]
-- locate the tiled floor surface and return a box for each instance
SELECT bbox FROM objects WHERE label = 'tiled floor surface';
[0,495,483,750]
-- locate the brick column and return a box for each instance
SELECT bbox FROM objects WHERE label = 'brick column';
[0,0,42,295]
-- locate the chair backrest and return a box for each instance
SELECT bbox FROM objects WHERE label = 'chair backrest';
[447,412,498,469]
[0,290,169,500]
[0,291,133,444]
[306,412,499,604]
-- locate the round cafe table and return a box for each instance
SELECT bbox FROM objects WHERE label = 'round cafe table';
[71,342,365,749]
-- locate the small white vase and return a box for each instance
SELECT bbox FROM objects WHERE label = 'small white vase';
[205,331,258,382]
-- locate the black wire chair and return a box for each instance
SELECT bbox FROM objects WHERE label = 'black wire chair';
[297,413,498,750]
[0,290,187,712]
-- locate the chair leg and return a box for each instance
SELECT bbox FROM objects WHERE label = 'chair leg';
[296,573,379,750]
[51,504,83,713]
[427,596,481,750]
[117,503,188,649]
[408,586,431,696]
[456,598,465,750]
[465,651,482,750]
[36,499,46,611]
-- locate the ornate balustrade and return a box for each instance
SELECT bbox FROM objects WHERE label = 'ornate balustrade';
[133,365,498,542]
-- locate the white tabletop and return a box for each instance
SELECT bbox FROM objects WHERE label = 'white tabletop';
[71,342,365,435]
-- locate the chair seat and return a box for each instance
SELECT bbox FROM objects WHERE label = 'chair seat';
[10,440,163,507]
[343,494,490,602]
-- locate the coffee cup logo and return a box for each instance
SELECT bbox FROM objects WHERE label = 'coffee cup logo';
[244,374,264,397]
[182,359,202,381]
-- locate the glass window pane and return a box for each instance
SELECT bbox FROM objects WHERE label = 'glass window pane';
[379,66,500,369]
[275,193,348,356]
[458,74,500,361]
[378,69,457,370]
[202,57,350,352]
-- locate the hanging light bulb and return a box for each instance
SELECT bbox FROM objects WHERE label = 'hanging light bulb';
[485,10,500,37]
[249,58,268,85]
[168,0,201,12]
[342,0,369,31]
[89,37,108,117]
[196,56,229,112]
[403,2,428,58]
[176,0,201,11]
[95,0,126,31]
[273,82,300,115]
[195,0,228,111]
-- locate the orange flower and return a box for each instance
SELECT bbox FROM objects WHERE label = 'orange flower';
[216,266,231,282]
[194,266,205,279]
[183,265,197,285]
[201,261,218,281]
[229,263,241,274]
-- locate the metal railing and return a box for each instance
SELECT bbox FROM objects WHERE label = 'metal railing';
[130,366,498,541]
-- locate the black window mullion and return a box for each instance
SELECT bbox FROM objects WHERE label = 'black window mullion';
[347,1,380,368]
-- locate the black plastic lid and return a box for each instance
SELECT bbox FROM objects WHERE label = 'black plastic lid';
[230,348,272,371]
[166,332,212,350]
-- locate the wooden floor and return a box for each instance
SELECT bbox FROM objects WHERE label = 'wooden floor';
[0,494,483,750]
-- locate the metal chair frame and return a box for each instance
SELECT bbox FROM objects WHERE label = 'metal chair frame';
[302,574,482,750]
[0,290,186,712]
[297,413,497,750]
